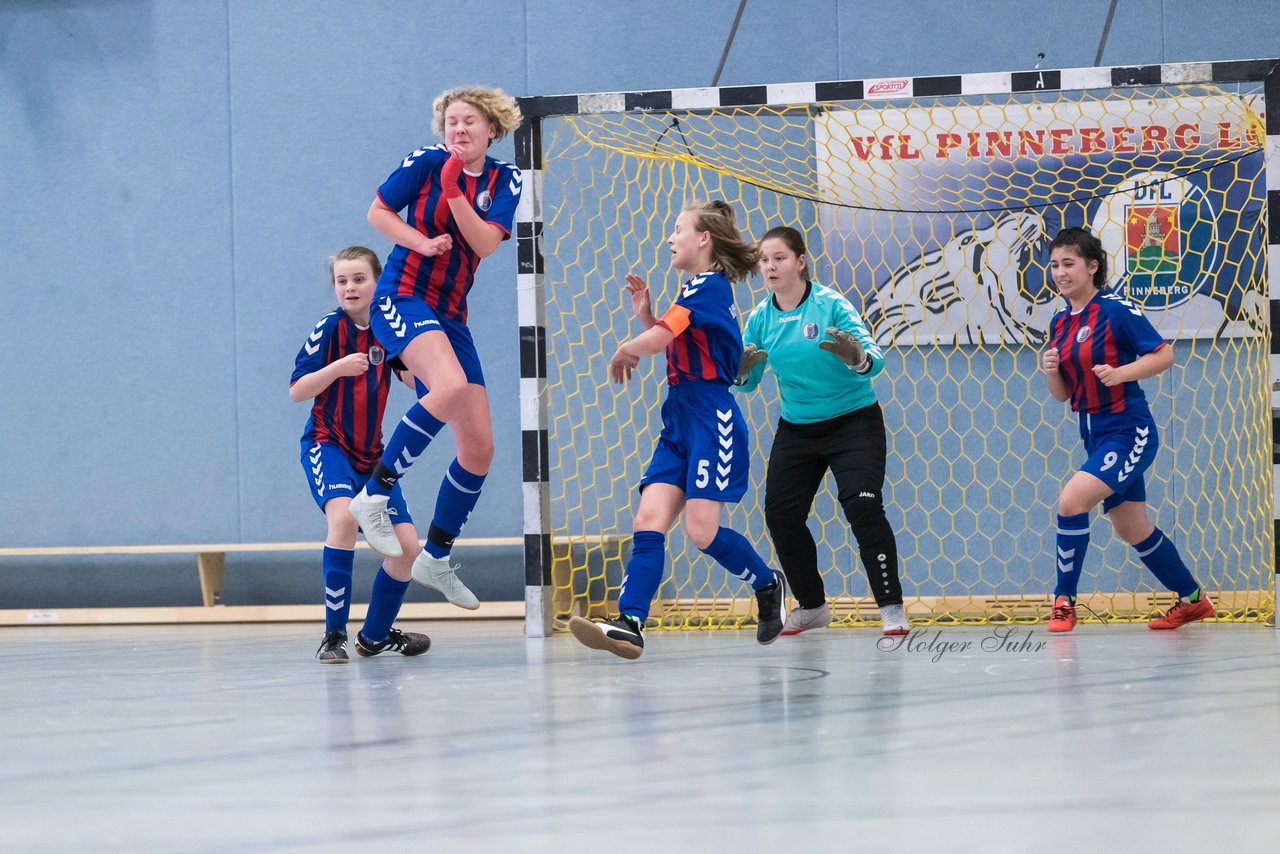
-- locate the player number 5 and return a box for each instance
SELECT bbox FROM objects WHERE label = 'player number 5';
[695,459,710,489]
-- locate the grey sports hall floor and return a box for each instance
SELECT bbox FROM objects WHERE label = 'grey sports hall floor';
[3,620,1277,853]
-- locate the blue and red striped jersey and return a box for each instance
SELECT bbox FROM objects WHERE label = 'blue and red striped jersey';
[375,143,522,323]
[1049,290,1167,415]
[291,309,392,473]
[656,270,743,386]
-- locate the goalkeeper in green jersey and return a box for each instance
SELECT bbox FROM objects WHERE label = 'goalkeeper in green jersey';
[734,226,908,636]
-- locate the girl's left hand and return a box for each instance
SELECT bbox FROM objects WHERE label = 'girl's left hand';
[610,345,640,384]
[420,234,454,256]
[1092,363,1123,386]
[819,327,866,369]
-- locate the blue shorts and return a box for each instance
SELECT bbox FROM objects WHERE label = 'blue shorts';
[301,441,412,524]
[1078,413,1157,513]
[372,295,485,387]
[641,381,750,503]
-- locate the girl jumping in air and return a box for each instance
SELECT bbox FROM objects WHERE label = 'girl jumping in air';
[348,87,523,611]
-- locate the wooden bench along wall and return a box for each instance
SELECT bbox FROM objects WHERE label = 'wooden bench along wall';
[0,534,632,627]
[0,538,527,626]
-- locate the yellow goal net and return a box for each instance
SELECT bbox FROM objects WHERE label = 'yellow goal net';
[517,67,1273,630]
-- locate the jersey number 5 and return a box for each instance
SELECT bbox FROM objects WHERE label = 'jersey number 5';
[695,459,710,489]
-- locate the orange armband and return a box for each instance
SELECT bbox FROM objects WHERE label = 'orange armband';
[657,304,691,336]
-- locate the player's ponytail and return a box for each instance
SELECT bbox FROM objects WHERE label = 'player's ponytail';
[1049,227,1108,289]
[685,200,761,283]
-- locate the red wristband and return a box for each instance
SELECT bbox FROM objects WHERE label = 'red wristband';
[441,155,464,200]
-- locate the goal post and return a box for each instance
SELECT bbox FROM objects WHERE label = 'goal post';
[514,59,1280,638]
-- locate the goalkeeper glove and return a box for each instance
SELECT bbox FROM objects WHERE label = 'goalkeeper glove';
[734,345,768,385]
[818,327,869,372]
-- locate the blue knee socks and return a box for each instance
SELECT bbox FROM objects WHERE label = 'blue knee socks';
[1054,512,1090,599]
[701,527,775,591]
[367,402,444,496]
[322,545,354,633]
[618,531,666,623]
[424,459,486,559]
[360,567,410,643]
[1134,528,1199,598]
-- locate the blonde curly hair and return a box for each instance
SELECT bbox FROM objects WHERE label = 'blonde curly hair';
[432,86,523,141]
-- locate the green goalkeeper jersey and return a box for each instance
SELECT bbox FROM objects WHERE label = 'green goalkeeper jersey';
[735,280,885,424]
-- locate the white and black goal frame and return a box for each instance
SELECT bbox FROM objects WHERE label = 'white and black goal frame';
[512,58,1280,637]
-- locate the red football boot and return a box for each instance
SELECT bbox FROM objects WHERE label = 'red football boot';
[1047,595,1077,633]
[1148,594,1214,630]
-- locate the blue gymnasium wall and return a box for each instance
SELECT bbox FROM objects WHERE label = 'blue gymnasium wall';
[1,0,1277,608]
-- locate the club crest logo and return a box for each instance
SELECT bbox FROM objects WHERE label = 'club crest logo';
[803,322,819,340]
[1075,325,1091,344]
[1092,171,1220,311]
[475,190,493,212]
[369,345,385,366]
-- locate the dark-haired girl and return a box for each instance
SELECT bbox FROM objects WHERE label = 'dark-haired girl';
[1041,227,1212,632]
[736,226,908,637]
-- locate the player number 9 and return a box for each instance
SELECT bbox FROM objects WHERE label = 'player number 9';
[1099,451,1118,472]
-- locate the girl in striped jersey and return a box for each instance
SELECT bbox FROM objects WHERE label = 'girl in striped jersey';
[568,201,785,660]
[735,226,909,636]
[1041,227,1212,632]
[291,247,430,662]
[349,87,524,611]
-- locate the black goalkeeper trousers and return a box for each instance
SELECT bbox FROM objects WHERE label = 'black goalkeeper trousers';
[764,402,903,609]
